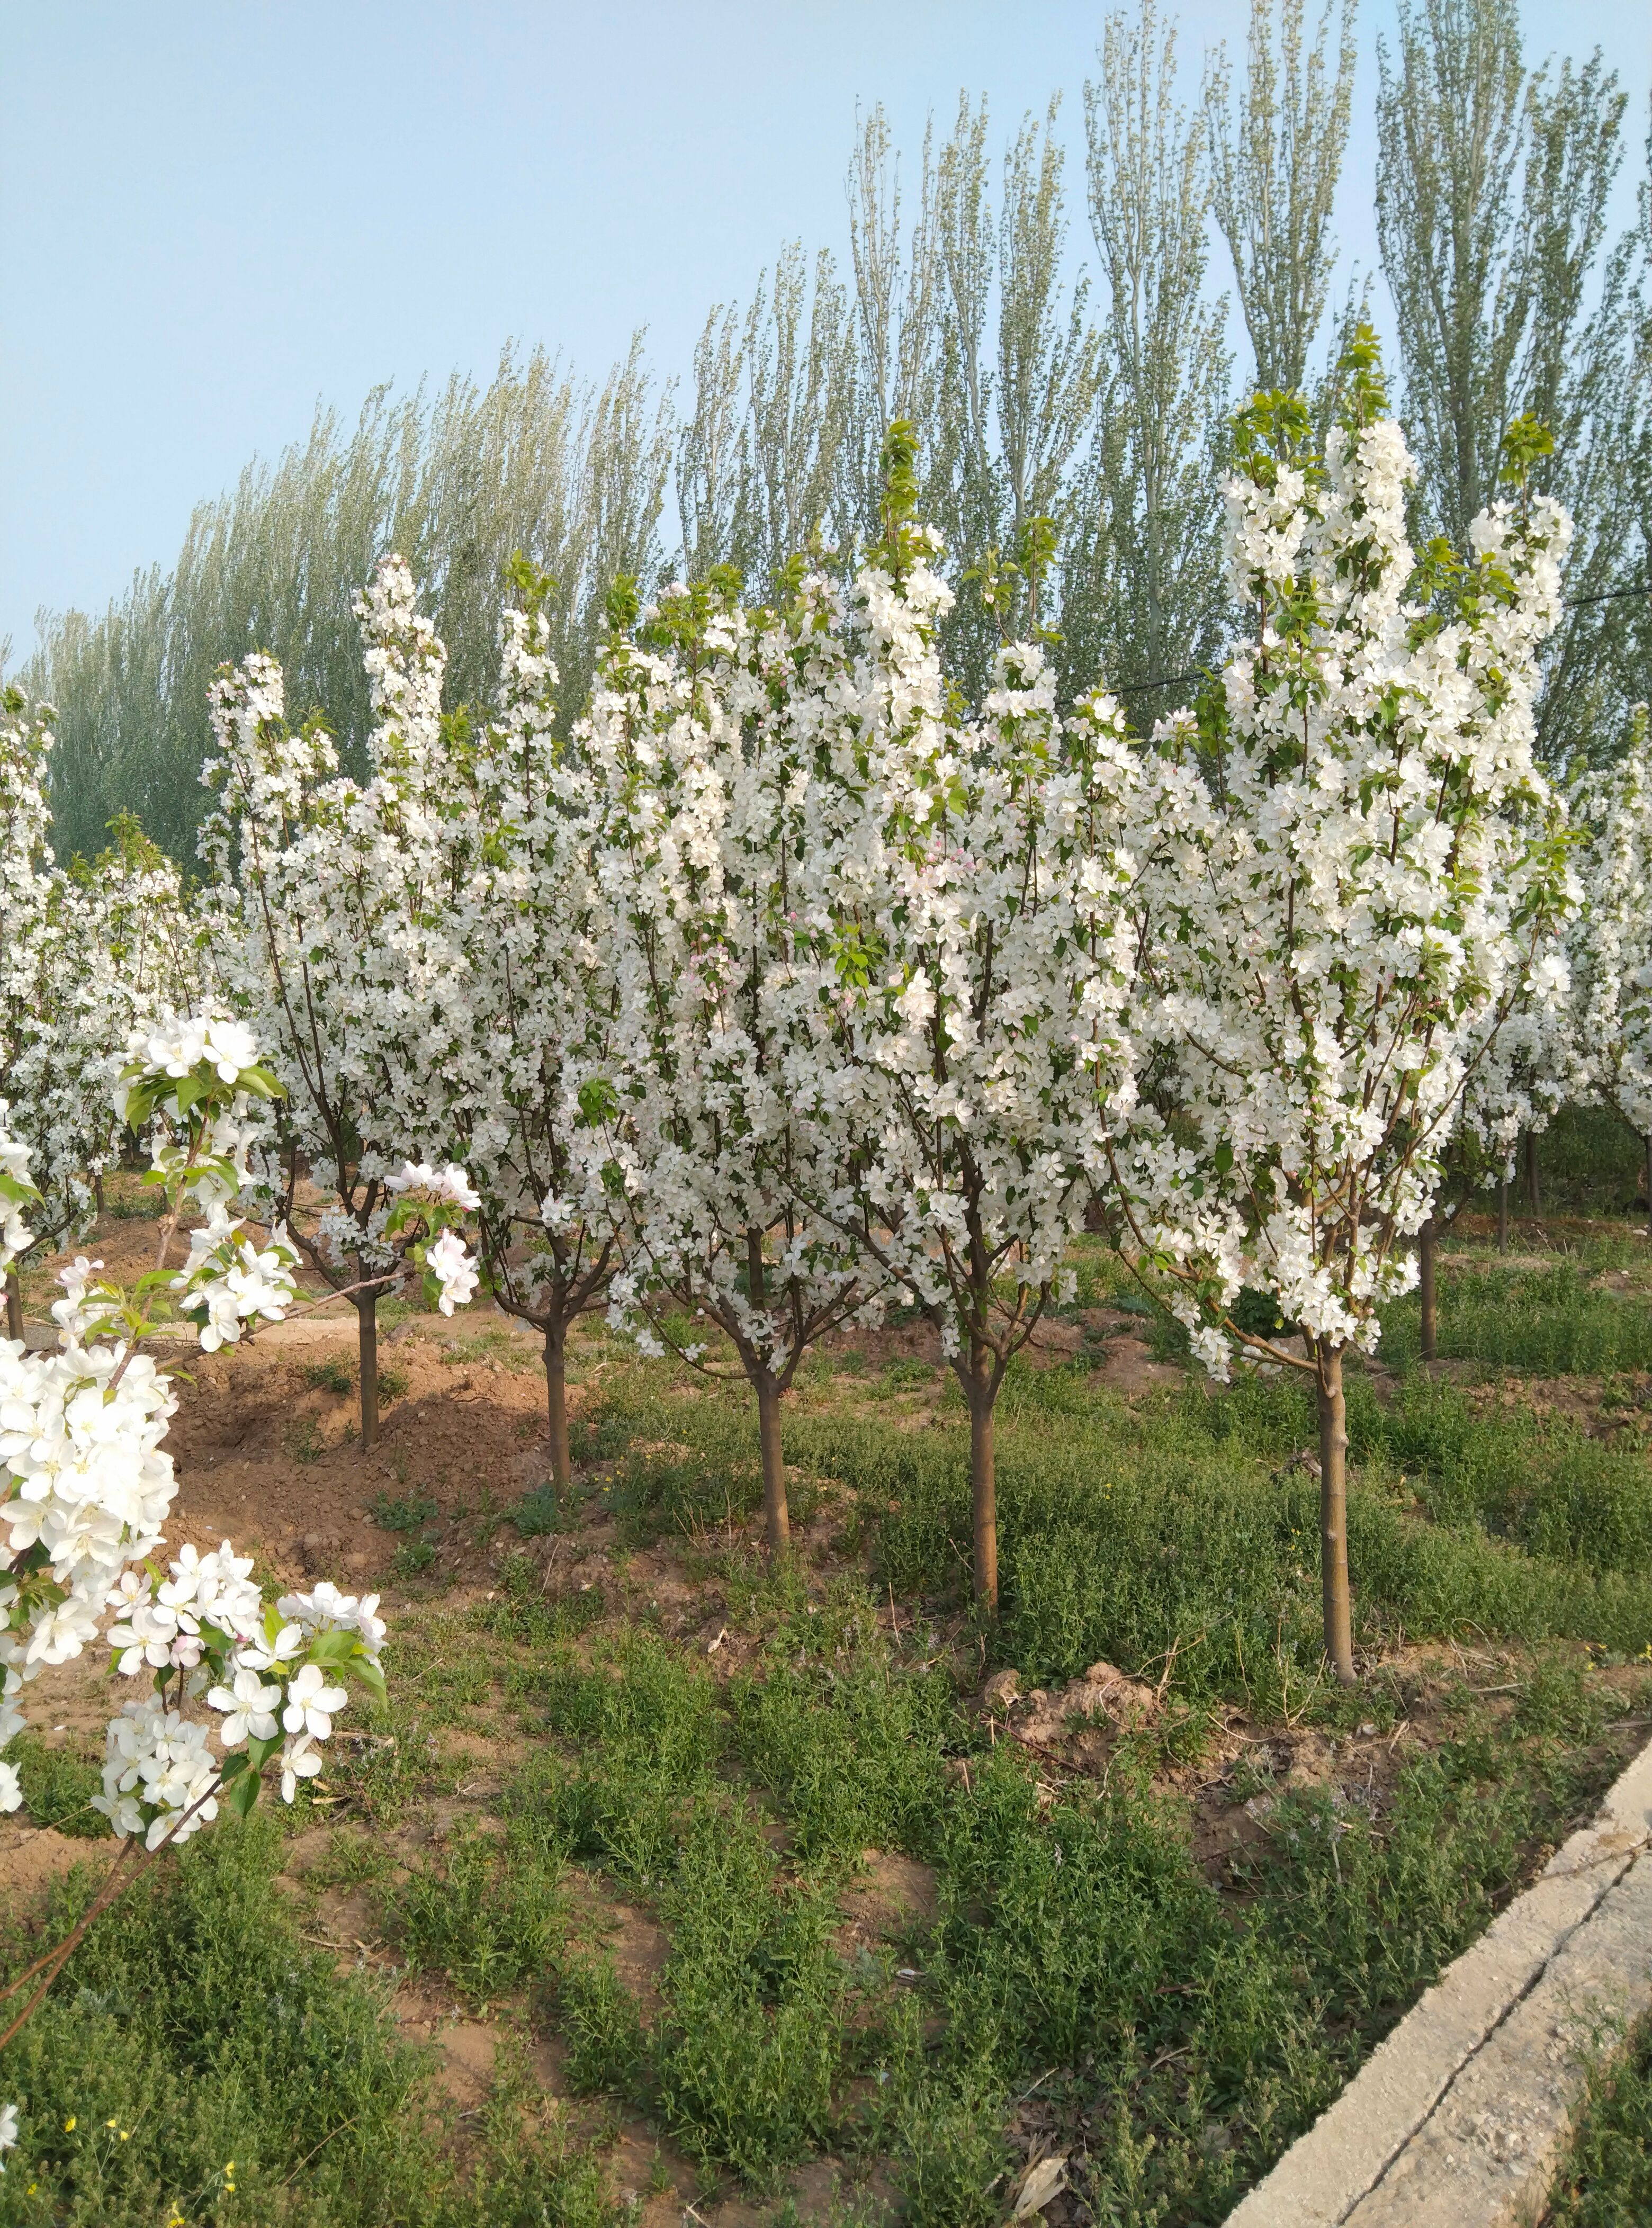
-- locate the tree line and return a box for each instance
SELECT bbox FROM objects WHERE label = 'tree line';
[19,0,1652,866]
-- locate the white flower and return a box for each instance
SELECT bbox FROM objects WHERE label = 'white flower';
[281,1662,347,1740]
[0,1762,20,1815]
[387,1160,480,1212]
[206,1664,283,1746]
[426,1228,479,1316]
[279,1732,324,1802]
[0,2099,16,2168]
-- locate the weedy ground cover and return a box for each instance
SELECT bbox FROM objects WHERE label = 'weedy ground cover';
[7,1196,1652,2226]
[1545,2010,1652,2225]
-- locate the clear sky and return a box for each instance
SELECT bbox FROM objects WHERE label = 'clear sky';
[3,0,1649,658]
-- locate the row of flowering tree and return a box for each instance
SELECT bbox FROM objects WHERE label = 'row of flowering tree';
[186,330,1587,1691]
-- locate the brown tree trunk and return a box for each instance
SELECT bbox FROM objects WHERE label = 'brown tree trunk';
[94,1171,105,1217]
[1645,1137,1651,1242]
[1317,1344,1355,1686]
[1497,1176,1510,1254]
[967,1360,998,1616]
[543,1316,570,1492]
[4,1269,22,1344]
[1523,1130,1540,1214]
[1418,1217,1437,1365]
[355,1289,379,1450]
[755,1373,790,1557]
[746,1229,789,1556]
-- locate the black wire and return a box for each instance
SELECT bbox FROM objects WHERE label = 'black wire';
[1110,581,1651,699]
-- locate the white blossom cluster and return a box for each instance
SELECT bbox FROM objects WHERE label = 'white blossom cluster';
[197,565,483,1331]
[1119,383,1573,1374]
[0,1023,394,1845]
[1563,706,1652,1145]
[2,702,207,1289]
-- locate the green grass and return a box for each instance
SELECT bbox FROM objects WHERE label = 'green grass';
[1379,1262,1652,1374]
[8,1740,110,1840]
[389,1820,565,2006]
[484,1552,1634,2223]
[1546,2012,1652,2225]
[371,1490,439,1531]
[0,1816,623,2227]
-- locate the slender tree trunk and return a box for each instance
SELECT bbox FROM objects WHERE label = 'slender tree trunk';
[94,1171,105,1217]
[1418,1217,1438,1365]
[4,1269,22,1344]
[355,1288,380,1450]
[967,1361,998,1616]
[1316,1343,1355,1687]
[1497,1176,1510,1254]
[1523,1130,1540,1214]
[746,1228,789,1557]
[543,1316,570,1493]
[1645,1137,1651,1242]
[755,1373,789,1557]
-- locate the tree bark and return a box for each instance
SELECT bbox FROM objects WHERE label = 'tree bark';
[1523,1130,1540,1214]
[1317,1344,1355,1686]
[755,1373,789,1557]
[4,1269,22,1345]
[746,1228,790,1557]
[1418,1217,1437,1365]
[1497,1176,1510,1254]
[968,1364,998,1616]
[1645,1137,1652,1242]
[543,1316,570,1492]
[355,1289,379,1450]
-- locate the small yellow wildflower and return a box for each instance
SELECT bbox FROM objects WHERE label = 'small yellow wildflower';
[62,2117,76,2133]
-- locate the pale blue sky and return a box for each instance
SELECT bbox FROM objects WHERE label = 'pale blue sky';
[3,0,1649,656]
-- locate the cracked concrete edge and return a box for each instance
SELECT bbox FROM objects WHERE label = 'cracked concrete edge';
[1221,1728,1652,2228]
[1345,1852,1652,2225]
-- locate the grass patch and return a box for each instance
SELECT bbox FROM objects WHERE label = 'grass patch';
[389,1820,564,2007]
[8,1740,109,1839]
[371,1490,439,1531]
[487,1548,1636,2219]
[1546,2010,1652,2224]
[1380,1262,1652,1374]
[0,1814,620,2226]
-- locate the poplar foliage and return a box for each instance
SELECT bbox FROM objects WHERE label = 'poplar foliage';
[18,0,1652,863]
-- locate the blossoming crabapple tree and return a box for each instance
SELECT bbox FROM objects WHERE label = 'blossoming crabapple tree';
[0,1017,473,2098]
[1564,705,1652,1236]
[798,433,1144,1611]
[0,692,130,1337]
[583,568,890,1553]
[415,561,626,1486]
[200,559,482,1445]
[1118,342,1573,1683]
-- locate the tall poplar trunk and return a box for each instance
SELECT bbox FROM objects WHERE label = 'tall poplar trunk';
[1497,1176,1510,1254]
[543,1316,570,1492]
[746,1228,789,1557]
[1418,1217,1438,1364]
[966,1352,998,1616]
[4,1269,22,1344]
[1316,1343,1355,1686]
[354,1286,380,1450]
[1523,1130,1540,1213]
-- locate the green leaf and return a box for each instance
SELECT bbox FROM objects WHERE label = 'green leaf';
[226,1769,260,1819]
